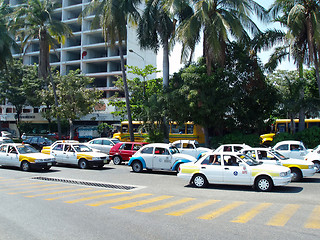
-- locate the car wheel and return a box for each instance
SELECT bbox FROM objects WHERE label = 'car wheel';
[113,155,122,165]
[255,176,273,192]
[175,163,181,173]
[20,161,30,172]
[290,168,302,181]
[132,161,143,173]
[78,159,88,169]
[192,174,208,188]
[312,161,320,173]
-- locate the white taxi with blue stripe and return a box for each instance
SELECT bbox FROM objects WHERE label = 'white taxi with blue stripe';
[128,143,197,173]
[178,152,292,191]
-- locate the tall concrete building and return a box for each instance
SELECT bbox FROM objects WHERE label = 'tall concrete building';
[1,0,157,137]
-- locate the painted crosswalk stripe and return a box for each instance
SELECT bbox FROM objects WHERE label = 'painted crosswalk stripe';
[198,201,245,220]
[231,203,272,223]
[137,198,195,213]
[166,199,220,216]
[266,204,300,226]
[7,184,61,194]
[46,190,112,201]
[87,193,153,206]
[112,195,173,210]
[305,205,320,229]
[25,188,92,198]
[8,186,74,194]
[65,191,129,204]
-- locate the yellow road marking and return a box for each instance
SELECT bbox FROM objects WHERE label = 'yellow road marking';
[65,191,129,204]
[166,199,220,216]
[87,193,153,207]
[231,203,272,223]
[198,201,245,220]
[7,184,61,194]
[137,198,195,213]
[266,204,300,226]
[25,188,92,198]
[305,205,320,229]
[112,195,173,210]
[46,190,112,201]
[5,182,46,187]
[8,186,74,195]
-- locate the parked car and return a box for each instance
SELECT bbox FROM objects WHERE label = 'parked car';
[22,136,54,151]
[128,143,197,173]
[42,141,109,169]
[178,152,292,191]
[85,138,121,154]
[109,142,149,165]
[242,148,316,181]
[214,143,251,153]
[304,145,320,173]
[0,137,14,145]
[0,143,56,171]
[273,140,310,160]
[171,140,211,158]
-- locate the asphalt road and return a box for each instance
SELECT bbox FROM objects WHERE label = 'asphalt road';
[0,163,319,240]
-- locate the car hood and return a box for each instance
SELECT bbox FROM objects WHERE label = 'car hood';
[173,153,197,162]
[197,147,211,152]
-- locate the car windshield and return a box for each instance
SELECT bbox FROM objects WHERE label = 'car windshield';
[237,154,261,166]
[169,146,180,154]
[194,141,200,148]
[270,150,289,160]
[73,144,93,152]
[17,145,38,154]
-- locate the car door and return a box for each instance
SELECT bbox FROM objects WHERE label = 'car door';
[51,143,66,163]
[7,145,20,167]
[289,143,307,159]
[64,144,77,164]
[274,144,290,158]
[222,154,251,185]
[198,154,223,183]
[152,147,172,170]
[0,145,9,166]
[179,143,198,158]
[102,140,113,154]
[120,143,134,161]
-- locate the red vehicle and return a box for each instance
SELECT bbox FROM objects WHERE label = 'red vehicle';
[109,142,149,165]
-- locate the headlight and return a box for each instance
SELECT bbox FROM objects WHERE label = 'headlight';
[280,172,286,177]
[35,159,44,163]
[92,157,100,160]
[309,165,314,169]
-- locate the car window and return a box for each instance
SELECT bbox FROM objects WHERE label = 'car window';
[290,144,303,151]
[234,146,243,152]
[174,143,181,148]
[141,147,153,154]
[93,139,102,145]
[17,145,38,154]
[123,144,133,150]
[8,146,17,154]
[73,145,92,152]
[276,144,288,151]
[0,145,7,152]
[224,156,239,166]
[133,144,143,151]
[223,146,232,152]
[53,144,64,151]
[102,140,112,146]
[155,147,169,155]
[202,155,221,165]
[182,143,194,149]
[244,150,255,158]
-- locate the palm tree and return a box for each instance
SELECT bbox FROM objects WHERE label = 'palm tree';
[82,0,141,142]
[12,0,73,138]
[270,0,320,98]
[177,0,267,75]
[0,1,16,69]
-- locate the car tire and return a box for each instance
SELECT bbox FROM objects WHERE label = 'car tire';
[255,176,273,192]
[78,159,88,169]
[290,168,302,181]
[175,163,181,173]
[20,161,30,172]
[312,161,320,173]
[113,155,122,165]
[132,161,143,173]
[192,174,208,188]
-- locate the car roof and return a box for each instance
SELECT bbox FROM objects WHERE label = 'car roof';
[274,140,303,145]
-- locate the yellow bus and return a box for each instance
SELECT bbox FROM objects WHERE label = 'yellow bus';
[113,121,205,144]
[260,118,320,144]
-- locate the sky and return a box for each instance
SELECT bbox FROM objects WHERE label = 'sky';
[156,0,296,75]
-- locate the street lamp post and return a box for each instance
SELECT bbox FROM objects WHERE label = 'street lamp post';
[129,49,146,97]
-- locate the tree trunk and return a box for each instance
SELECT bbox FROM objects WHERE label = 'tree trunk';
[204,126,210,148]
[118,41,134,142]
[69,119,74,140]
[298,62,305,132]
[49,71,62,139]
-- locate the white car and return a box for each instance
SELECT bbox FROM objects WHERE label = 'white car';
[214,143,251,153]
[85,138,121,154]
[42,142,109,169]
[171,140,211,158]
[304,145,320,173]
[128,143,197,173]
[273,140,310,160]
[242,148,316,181]
[0,143,56,171]
[178,152,292,192]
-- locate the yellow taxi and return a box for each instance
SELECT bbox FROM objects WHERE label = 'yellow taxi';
[0,143,56,171]
[178,152,292,192]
